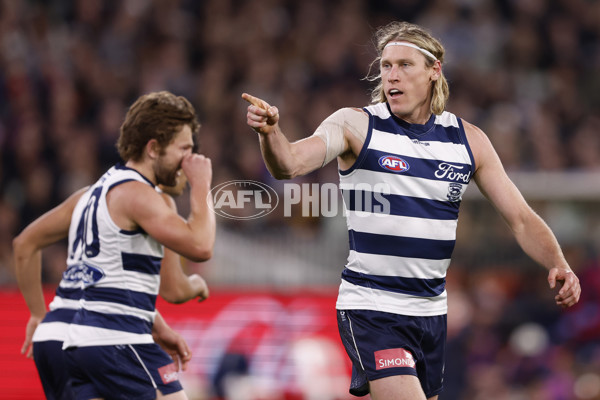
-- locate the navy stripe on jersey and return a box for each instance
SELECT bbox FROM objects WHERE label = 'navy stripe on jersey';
[342,190,459,220]
[71,309,152,335]
[361,149,472,183]
[43,308,78,324]
[55,286,84,301]
[348,230,456,260]
[342,268,446,297]
[373,112,434,136]
[85,287,157,312]
[121,252,161,275]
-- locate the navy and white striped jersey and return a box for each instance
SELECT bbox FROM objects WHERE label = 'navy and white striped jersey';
[336,103,475,316]
[63,164,163,348]
[31,192,91,343]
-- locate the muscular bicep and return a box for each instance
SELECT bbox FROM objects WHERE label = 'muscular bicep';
[287,135,328,175]
[113,183,202,259]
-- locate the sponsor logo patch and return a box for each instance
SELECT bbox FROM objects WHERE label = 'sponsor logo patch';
[158,363,179,384]
[434,162,471,183]
[62,263,104,285]
[378,155,410,173]
[374,348,416,370]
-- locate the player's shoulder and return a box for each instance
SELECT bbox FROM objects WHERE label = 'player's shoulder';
[460,118,489,145]
[108,180,161,209]
[335,107,369,122]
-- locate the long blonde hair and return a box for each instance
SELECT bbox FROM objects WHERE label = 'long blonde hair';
[365,22,449,115]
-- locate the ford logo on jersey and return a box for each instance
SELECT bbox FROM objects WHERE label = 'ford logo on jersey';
[378,155,410,173]
[62,263,105,285]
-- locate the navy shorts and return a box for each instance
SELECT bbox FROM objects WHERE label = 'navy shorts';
[64,343,183,400]
[337,309,446,398]
[33,340,75,400]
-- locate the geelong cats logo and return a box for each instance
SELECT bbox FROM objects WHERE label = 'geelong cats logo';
[447,183,463,202]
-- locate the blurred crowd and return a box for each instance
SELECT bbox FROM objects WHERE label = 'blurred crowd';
[0,0,599,398]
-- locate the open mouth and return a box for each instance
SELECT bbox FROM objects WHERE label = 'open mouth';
[388,88,403,99]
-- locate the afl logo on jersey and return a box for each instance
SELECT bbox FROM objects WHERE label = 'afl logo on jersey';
[378,155,410,173]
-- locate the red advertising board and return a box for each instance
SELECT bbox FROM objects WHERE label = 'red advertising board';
[0,287,353,399]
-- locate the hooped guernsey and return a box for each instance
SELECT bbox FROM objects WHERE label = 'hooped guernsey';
[336,103,475,317]
[63,164,164,349]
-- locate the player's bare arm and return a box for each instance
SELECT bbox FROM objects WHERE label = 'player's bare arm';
[158,192,209,304]
[465,120,581,307]
[107,156,215,262]
[243,93,367,178]
[242,93,327,179]
[13,187,88,357]
[152,311,192,372]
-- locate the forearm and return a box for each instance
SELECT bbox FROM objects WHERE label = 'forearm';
[258,127,299,179]
[14,247,46,318]
[152,310,168,337]
[160,248,209,304]
[187,180,216,261]
[512,211,570,271]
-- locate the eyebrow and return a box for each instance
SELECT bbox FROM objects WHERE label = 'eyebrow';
[380,56,416,64]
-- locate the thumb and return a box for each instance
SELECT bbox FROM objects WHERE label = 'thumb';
[20,339,29,355]
[548,269,557,289]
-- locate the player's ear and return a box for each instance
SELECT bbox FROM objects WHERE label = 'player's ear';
[146,139,160,160]
[430,60,442,82]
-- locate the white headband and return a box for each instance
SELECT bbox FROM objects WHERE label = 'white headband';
[384,41,437,61]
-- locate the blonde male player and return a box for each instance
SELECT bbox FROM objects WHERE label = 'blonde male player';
[243,21,580,400]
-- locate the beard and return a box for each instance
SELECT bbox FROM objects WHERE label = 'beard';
[154,159,180,187]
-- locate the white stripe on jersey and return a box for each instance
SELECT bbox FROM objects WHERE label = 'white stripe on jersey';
[346,211,458,241]
[32,322,70,342]
[345,250,450,279]
[335,279,448,316]
[62,325,154,348]
[435,111,460,127]
[81,300,156,323]
[366,103,390,119]
[122,270,161,294]
[118,234,165,258]
[98,270,160,295]
[48,297,81,311]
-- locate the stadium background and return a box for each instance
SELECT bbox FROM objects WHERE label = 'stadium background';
[0,0,599,399]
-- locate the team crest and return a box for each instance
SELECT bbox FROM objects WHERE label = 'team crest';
[447,183,463,202]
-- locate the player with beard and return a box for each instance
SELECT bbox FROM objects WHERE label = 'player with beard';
[49,91,214,400]
[15,167,210,400]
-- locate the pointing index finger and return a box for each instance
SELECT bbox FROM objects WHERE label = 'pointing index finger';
[242,93,269,111]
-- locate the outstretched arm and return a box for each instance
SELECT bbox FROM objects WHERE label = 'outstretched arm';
[242,93,329,179]
[13,187,88,357]
[465,121,580,308]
